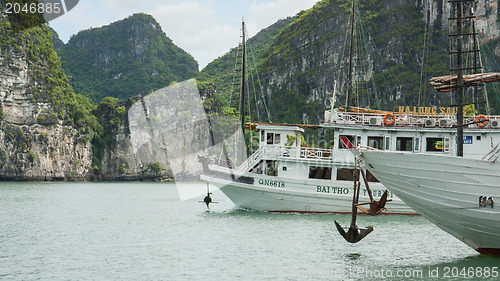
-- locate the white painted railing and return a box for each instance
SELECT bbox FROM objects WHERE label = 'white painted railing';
[237,145,334,171]
[279,146,333,161]
[325,110,500,128]
[238,147,264,172]
[238,146,281,171]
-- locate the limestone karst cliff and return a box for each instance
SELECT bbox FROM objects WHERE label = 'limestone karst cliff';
[0,21,94,180]
[0,13,177,181]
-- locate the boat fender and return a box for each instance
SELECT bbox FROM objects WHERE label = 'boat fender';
[383,113,395,126]
[476,115,488,127]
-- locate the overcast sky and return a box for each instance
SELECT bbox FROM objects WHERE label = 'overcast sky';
[49,0,320,69]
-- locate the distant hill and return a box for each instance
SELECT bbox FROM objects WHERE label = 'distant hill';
[196,17,295,121]
[197,0,500,124]
[57,13,199,101]
[49,26,65,50]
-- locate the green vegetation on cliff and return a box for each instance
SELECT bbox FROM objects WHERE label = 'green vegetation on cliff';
[197,17,295,96]
[0,10,199,179]
[200,0,500,124]
[91,97,130,174]
[197,17,295,121]
[58,13,199,102]
[2,0,45,32]
[0,16,99,137]
[256,0,448,123]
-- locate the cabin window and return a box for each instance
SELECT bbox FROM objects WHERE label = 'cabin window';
[282,166,287,171]
[385,136,391,150]
[414,138,420,152]
[267,133,274,144]
[309,166,332,180]
[367,136,384,150]
[266,133,281,145]
[426,138,443,152]
[366,170,379,183]
[275,134,281,144]
[336,168,359,181]
[261,131,265,142]
[339,135,355,149]
[444,137,450,152]
[477,136,482,141]
[396,137,413,151]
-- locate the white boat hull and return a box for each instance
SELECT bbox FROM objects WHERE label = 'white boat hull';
[201,166,415,214]
[359,150,500,256]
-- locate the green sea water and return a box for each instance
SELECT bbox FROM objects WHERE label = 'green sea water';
[0,182,497,280]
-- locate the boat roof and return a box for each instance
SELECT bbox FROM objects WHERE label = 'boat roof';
[255,124,305,132]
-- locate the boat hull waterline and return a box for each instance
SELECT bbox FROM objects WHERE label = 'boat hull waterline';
[359,150,500,256]
[201,166,415,214]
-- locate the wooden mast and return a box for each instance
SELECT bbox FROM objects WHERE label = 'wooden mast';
[456,0,464,157]
[345,0,356,110]
[240,19,247,137]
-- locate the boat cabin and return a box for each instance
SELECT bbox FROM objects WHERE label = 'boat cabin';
[323,109,500,159]
[257,125,304,148]
[246,124,360,182]
[242,112,500,183]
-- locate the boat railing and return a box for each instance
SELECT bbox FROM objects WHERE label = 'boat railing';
[238,145,335,171]
[238,146,264,171]
[279,146,333,161]
[238,145,282,171]
[326,110,500,128]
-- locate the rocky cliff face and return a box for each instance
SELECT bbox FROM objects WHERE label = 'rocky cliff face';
[0,12,202,181]
[93,97,173,181]
[255,0,500,124]
[100,121,173,181]
[420,0,500,40]
[97,80,212,181]
[0,23,93,180]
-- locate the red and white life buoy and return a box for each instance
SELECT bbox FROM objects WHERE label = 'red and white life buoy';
[383,113,395,126]
[476,115,488,127]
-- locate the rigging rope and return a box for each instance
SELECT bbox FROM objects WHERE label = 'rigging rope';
[247,41,274,123]
[418,10,430,108]
[355,3,372,108]
[478,41,497,148]
[354,5,362,108]
[228,43,242,109]
[339,4,351,107]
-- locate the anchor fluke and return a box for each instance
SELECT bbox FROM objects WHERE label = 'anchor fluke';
[377,190,389,210]
[335,221,373,243]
